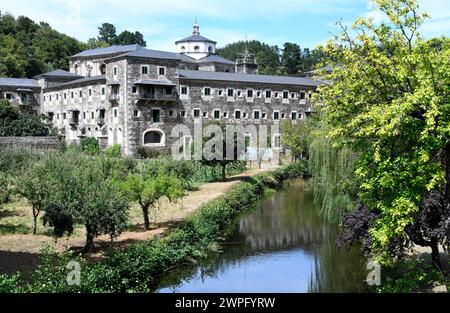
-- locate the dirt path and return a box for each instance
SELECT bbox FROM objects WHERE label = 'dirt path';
[0,168,266,274]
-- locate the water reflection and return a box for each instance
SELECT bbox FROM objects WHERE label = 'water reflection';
[157,180,370,293]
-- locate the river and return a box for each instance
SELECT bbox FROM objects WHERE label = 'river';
[157,180,370,293]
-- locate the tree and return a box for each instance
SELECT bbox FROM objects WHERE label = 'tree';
[281,42,303,75]
[42,154,130,252]
[319,0,450,268]
[97,23,117,44]
[17,161,52,235]
[122,173,184,230]
[281,119,311,160]
[86,37,109,50]
[115,30,146,46]
[0,100,51,136]
[201,120,242,181]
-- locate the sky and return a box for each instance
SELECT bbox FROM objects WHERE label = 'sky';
[0,0,449,52]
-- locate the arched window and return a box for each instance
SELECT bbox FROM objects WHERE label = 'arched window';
[143,129,165,147]
[74,64,79,74]
[99,64,106,75]
[194,45,200,51]
[181,46,186,51]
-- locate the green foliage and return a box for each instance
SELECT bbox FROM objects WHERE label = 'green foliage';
[105,144,122,158]
[0,273,23,293]
[0,162,308,293]
[317,0,450,262]
[0,100,51,136]
[97,22,146,46]
[80,137,100,155]
[217,40,325,76]
[0,13,85,77]
[378,260,447,293]
[281,119,312,160]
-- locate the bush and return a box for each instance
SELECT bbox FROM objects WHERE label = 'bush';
[106,144,122,158]
[80,137,100,155]
[0,273,23,293]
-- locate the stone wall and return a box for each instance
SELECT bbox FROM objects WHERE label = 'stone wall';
[0,136,60,151]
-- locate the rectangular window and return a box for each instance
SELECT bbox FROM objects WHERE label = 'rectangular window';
[102,87,105,95]
[213,109,220,119]
[49,95,52,101]
[254,111,260,119]
[281,113,286,119]
[273,111,280,120]
[218,90,223,96]
[227,89,234,97]
[274,135,281,148]
[300,91,306,100]
[158,67,166,76]
[89,89,92,96]
[71,92,74,99]
[132,86,137,93]
[181,111,186,118]
[265,90,272,98]
[204,87,211,96]
[134,110,140,118]
[79,90,82,97]
[83,112,86,119]
[262,112,267,119]
[114,109,118,118]
[181,86,188,95]
[223,112,228,118]
[169,110,174,117]
[235,110,241,119]
[291,112,298,120]
[113,67,117,76]
[291,93,296,99]
[64,93,67,100]
[63,113,67,120]
[92,112,95,119]
[203,111,208,118]
[20,93,27,103]
[193,109,200,118]
[56,94,59,100]
[247,89,253,98]
[152,109,161,123]
[283,91,289,99]
[237,90,242,97]
[56,113,59,120]
[142,66,149,75]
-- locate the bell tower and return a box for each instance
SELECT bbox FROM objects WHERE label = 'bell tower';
[235,40,258,74]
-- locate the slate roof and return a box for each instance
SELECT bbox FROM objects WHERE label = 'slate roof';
[178,70,323,87]
[34,69,83,79]
[0,78,40,88]
[197,54,235,65]
[71,44,143,58]
[121,48,182,60]
[175,34,217,44]
[134,79,176,86]
[45,75,106,90]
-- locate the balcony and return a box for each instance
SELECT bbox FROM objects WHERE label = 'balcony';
[95,117,105,125]
[135,93,177,102]
[68,117,79,125]
[109,94,120,102]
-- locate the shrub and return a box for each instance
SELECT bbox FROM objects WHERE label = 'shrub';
[80,137,100,155]
[105,144,122,158]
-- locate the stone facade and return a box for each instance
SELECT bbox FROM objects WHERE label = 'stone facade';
[1,22,322,159]
[0,136,60,151]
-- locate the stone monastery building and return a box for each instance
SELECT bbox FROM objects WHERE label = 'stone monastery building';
[0,20,322,157]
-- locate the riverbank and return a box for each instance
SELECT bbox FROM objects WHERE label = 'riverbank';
[0,161,310,292]
[0,168,266,275]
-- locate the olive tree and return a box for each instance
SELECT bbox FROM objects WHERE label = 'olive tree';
[122,173,184,230]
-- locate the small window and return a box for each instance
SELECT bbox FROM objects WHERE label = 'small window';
[213,110,220,119]
[204,87,211,96]
[79,90,82,97]
[281,113,286,119]
[56,113,59,120]
[180,111,186,118]
[142,66,149,75]
[247,89,253,98]
[203,112,208,118]
[300,91,306,100]
[257,91,262,97]
[64,93,67,100]
[152,109,161,123]
[134,110,140,118]
[218,90,223,96]
[243,112,247,119]
[283,91,289,99]
[273,111,280,120]
[265,90,272,98]
[56,94,59,100]
[237,90,242,97]
[71,92,74,99]
[291,112,298,120]
[102,87,105,95]
[158,67,166,76]
[89,89,92,96]
[194,45,200,51]
[262,112,267,119]
[235,110,241,119]
[223,112,228,118]
[132,86,137,93]
[291,93,296,99]
[113,67,117,76]
[274,92,279,98]
[181,86,188,95]
[169,110,174,117]
[227,89,234,97]
[273,135,281,148]
[114,108,118,118]
[63,112,67,120]
[49,95,52,101]
[193,109,200,118]
[83,112,86,119]
[91,112,95,119]
[254,111,260,119]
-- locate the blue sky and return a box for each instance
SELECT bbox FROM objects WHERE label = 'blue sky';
[0,0,449,51]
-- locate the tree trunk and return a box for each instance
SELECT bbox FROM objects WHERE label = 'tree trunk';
[84,224,95,253]
[142,205,150,230]
[221,164,226,181]
[430,240,442,271]
[32,205,38,235]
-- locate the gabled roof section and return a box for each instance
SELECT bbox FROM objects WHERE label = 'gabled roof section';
[107,48,183,62]
[178,70,323,87]
[44,75,106,91]
[71,44,144,58]
[197,54,235,65]
[175,34,217,45]
[33,69,83,80]
[0,78,40,88]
